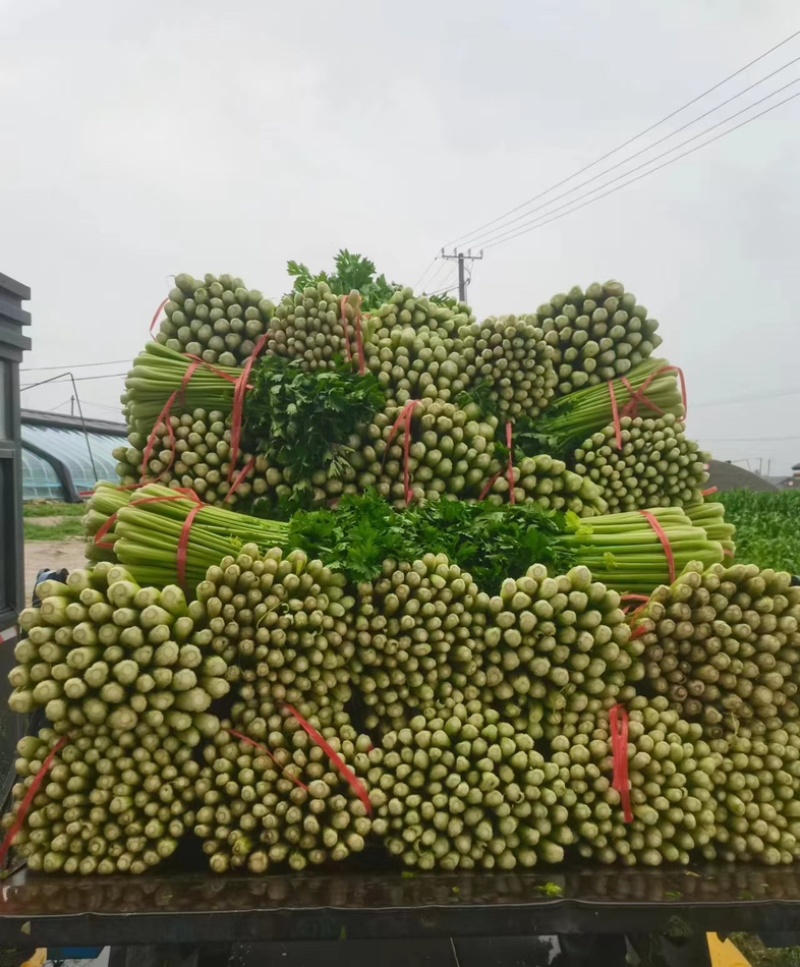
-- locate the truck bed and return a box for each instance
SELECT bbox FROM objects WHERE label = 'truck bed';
[1,866,800,946]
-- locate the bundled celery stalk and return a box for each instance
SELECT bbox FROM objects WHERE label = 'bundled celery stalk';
[155,272,274,367]
[708,725,800,864]
[554,697,720,866]
[9,564,227,742]
[560,507,726,595]
[484,453,608,516]
[362,287,474,405]
[124,407,256,508]
[527,358,685,454]
[536,280,662,396]
[632,562,800,734]
[459,315,558,421]
[83,483,289,589]
[573,414,709,512]
[685,501,736,558]
[194,709,373,873]
[197,545,354,715]
[267,283,373,373]
[478,564,642,739]
[352,555,485,733]
[371,703,573,871]
[3,724,199,875]
[122,342,240,436]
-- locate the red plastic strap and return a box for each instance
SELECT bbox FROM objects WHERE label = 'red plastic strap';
[623,594,650,640]
[479,470,503,502]
[478,424,516,504]
[140,391,178,483]
[226,458,256,504]
[640,510,676,584]
[339,297,352,364]
[283,704,372,815]
[619,376,664,421]
[149,297,169,336]
[621,593,650,615]
[354,307,366,377]
[609,705,633,824]
[228,333,270,482]
[723,548,735,559]
[182,354,241,386]
[339,295,367,375]
[608,377,623,451]
[176,504,202,592]
[225,728,309,792]
[140,359,202,484]
[0,735,71,868]
[505,422,516,505]
[94,491,202,552]
[382,401,420,505]
[610,365,688,450]
[702,487,719,497]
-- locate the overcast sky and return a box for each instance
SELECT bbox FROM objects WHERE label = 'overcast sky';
[2,0,799,475]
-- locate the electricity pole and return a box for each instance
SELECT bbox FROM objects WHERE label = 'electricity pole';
[440,249,484,302]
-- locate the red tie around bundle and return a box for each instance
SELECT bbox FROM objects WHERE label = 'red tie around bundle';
[283,704,372,815]
[140,358,204,483]
[225,458,256,504]
[225,728,309,792]
[382,400,421,505]
[609,705,633,824]
[608,365,687,451]
[479,423,516,504]
[227,333,270,482]
[0,735,71,869]
[639,510,676,584]
[176,504,203,592]
[339,295,367,376]
[148,297,169,338]
[93,488,202,552]
[621,593,651,641]
[620,593,650,615]
[94,488,204,593]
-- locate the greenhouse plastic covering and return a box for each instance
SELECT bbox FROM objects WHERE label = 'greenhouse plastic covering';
[20,447,63,500]
[21,426,127,500]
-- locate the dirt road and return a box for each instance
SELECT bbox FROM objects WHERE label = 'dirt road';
[24,538,87,604]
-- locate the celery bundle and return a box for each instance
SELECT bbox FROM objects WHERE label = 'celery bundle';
[122,342,240,436]
[685,500,736,557]
[10,565,226,741]
[523,358,685,455]
[560,506,726,595]
[83,483,289,591]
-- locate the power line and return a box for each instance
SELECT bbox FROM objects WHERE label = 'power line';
[480,79,800,248]
[426,278,461,297]
[21,372,128,391]
[413,257,440,291]
[481,89,800,251]
[462,56,800,249]
[78,398,125,413]
[21,358,131,372]
[421,259,455,294]
[48,399,74,413]
[444,26,800,248]
[700,435,800,442]
[693,384,800,408]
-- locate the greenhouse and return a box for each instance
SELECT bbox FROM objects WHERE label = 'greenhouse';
[20,410,127,502]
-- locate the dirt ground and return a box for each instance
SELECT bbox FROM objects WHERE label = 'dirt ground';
[23,538,87,604]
